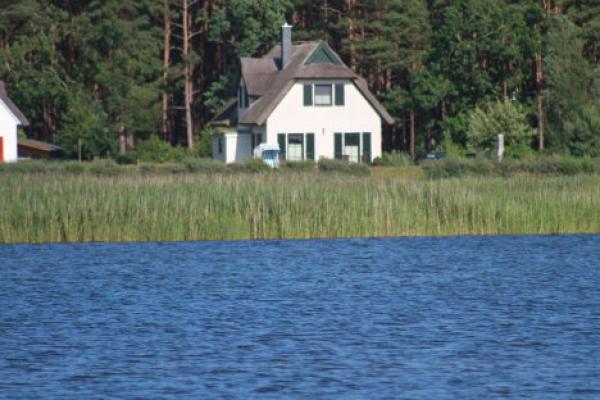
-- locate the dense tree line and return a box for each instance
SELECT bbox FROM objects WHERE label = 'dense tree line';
[1,0,598,159]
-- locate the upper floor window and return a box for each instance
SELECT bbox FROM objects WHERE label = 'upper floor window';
[304,83,345,107]
[314,84,332,106]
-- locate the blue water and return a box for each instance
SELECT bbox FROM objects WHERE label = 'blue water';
[1,235,600,399]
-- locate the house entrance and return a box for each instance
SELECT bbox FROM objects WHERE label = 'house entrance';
[0,137,4,162]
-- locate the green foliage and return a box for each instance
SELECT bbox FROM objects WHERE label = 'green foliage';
[379,151,413,167]
[228,158,272,173]
[63,162,86,175]
[422,156,599,179]
[194,130,214,158]
[133,136,188,163]
[467,99,534,158]
[279,160,316,171]
[544,16,595,152]
[317,159,370,176]
[59,90,115,159]
[87,159,120,176]
[183,158,228,173]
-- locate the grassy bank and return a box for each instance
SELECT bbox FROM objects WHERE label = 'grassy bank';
[0,172,598,243]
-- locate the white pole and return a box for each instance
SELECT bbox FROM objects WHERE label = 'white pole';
[497,134,505,161]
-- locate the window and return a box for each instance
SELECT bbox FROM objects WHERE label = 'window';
[314,84,332,105]
[344,133,360,163]
[239,81,249,109]
[218,137,223,154]
[287,134,304,161]
[334,132,369,163]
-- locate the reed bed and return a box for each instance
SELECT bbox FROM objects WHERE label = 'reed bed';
[0,173,598,243]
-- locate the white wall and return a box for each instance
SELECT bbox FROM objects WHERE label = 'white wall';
[212,132,253,163]
[265,80,382,161]
[0,101,19,162]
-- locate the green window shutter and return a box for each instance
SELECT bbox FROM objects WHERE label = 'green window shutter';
[362,132,371,163]
[334,133,342,160]
[335,84,345,106]
[278,133,286,160]
[306,133,315,160]
[303,84,313,106]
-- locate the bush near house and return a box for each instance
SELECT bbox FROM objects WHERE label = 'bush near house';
[317,159,370,176]
[421,156,600,179]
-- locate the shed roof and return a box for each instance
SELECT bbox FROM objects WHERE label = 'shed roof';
[18,139,63,153]
[0,81,29,126]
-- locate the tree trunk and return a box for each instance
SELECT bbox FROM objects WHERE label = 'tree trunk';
[183,0,194,149]
[409,110,416,159]
[346,0,356,68]
[118,126,127,154]
[162,0,171,141]
[535,52,544,150]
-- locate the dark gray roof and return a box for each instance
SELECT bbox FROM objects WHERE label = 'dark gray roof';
[295,64,357,79]
[0,81,29,126]
[210,97,238,128]
[240,43,319,126]
[232,41,394,126]
[240,58,278,96]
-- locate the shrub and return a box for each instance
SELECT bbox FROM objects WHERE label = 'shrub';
[422,155,599,179]
[317,159,370,176]
[63,162,86,175]
[88,159,120,176]
[114,153,138,165]
[0,160,64,174]
[467,99,535,159]
[184,158,228,173]
[521,155,595,176]
[168,163,188,174]
[138,163,162,175]
[228,158,271,173]
[133,135,188,163]
[279,160,316,172]
[372,156,385,166]
[380,151,413,166]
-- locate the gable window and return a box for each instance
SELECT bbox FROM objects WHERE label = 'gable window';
[238,81,249,109]
[314,84,332,106]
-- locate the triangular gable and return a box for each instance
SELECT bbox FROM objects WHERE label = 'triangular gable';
[0,83,29,126]
[0,98,22,125]
[305,42,343,66]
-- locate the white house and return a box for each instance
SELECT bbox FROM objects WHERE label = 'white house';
[211,24,394,164]
[0,81,29,163]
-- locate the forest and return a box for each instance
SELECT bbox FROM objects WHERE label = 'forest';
[1,0,599,160]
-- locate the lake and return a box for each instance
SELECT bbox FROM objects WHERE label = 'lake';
[1,235,600,399]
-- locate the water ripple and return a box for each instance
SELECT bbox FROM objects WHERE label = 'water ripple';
[1,234,600,399]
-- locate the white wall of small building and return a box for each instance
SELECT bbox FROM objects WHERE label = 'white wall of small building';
[265,79,382,161]
[0,101,19,162]
[212,132,253,164]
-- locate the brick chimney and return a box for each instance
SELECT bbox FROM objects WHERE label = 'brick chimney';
[281,23,292,70]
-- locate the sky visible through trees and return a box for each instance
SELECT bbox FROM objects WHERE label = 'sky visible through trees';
[1,0,598,159]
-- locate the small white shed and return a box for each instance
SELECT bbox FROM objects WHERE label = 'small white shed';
[0,81,29,163]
